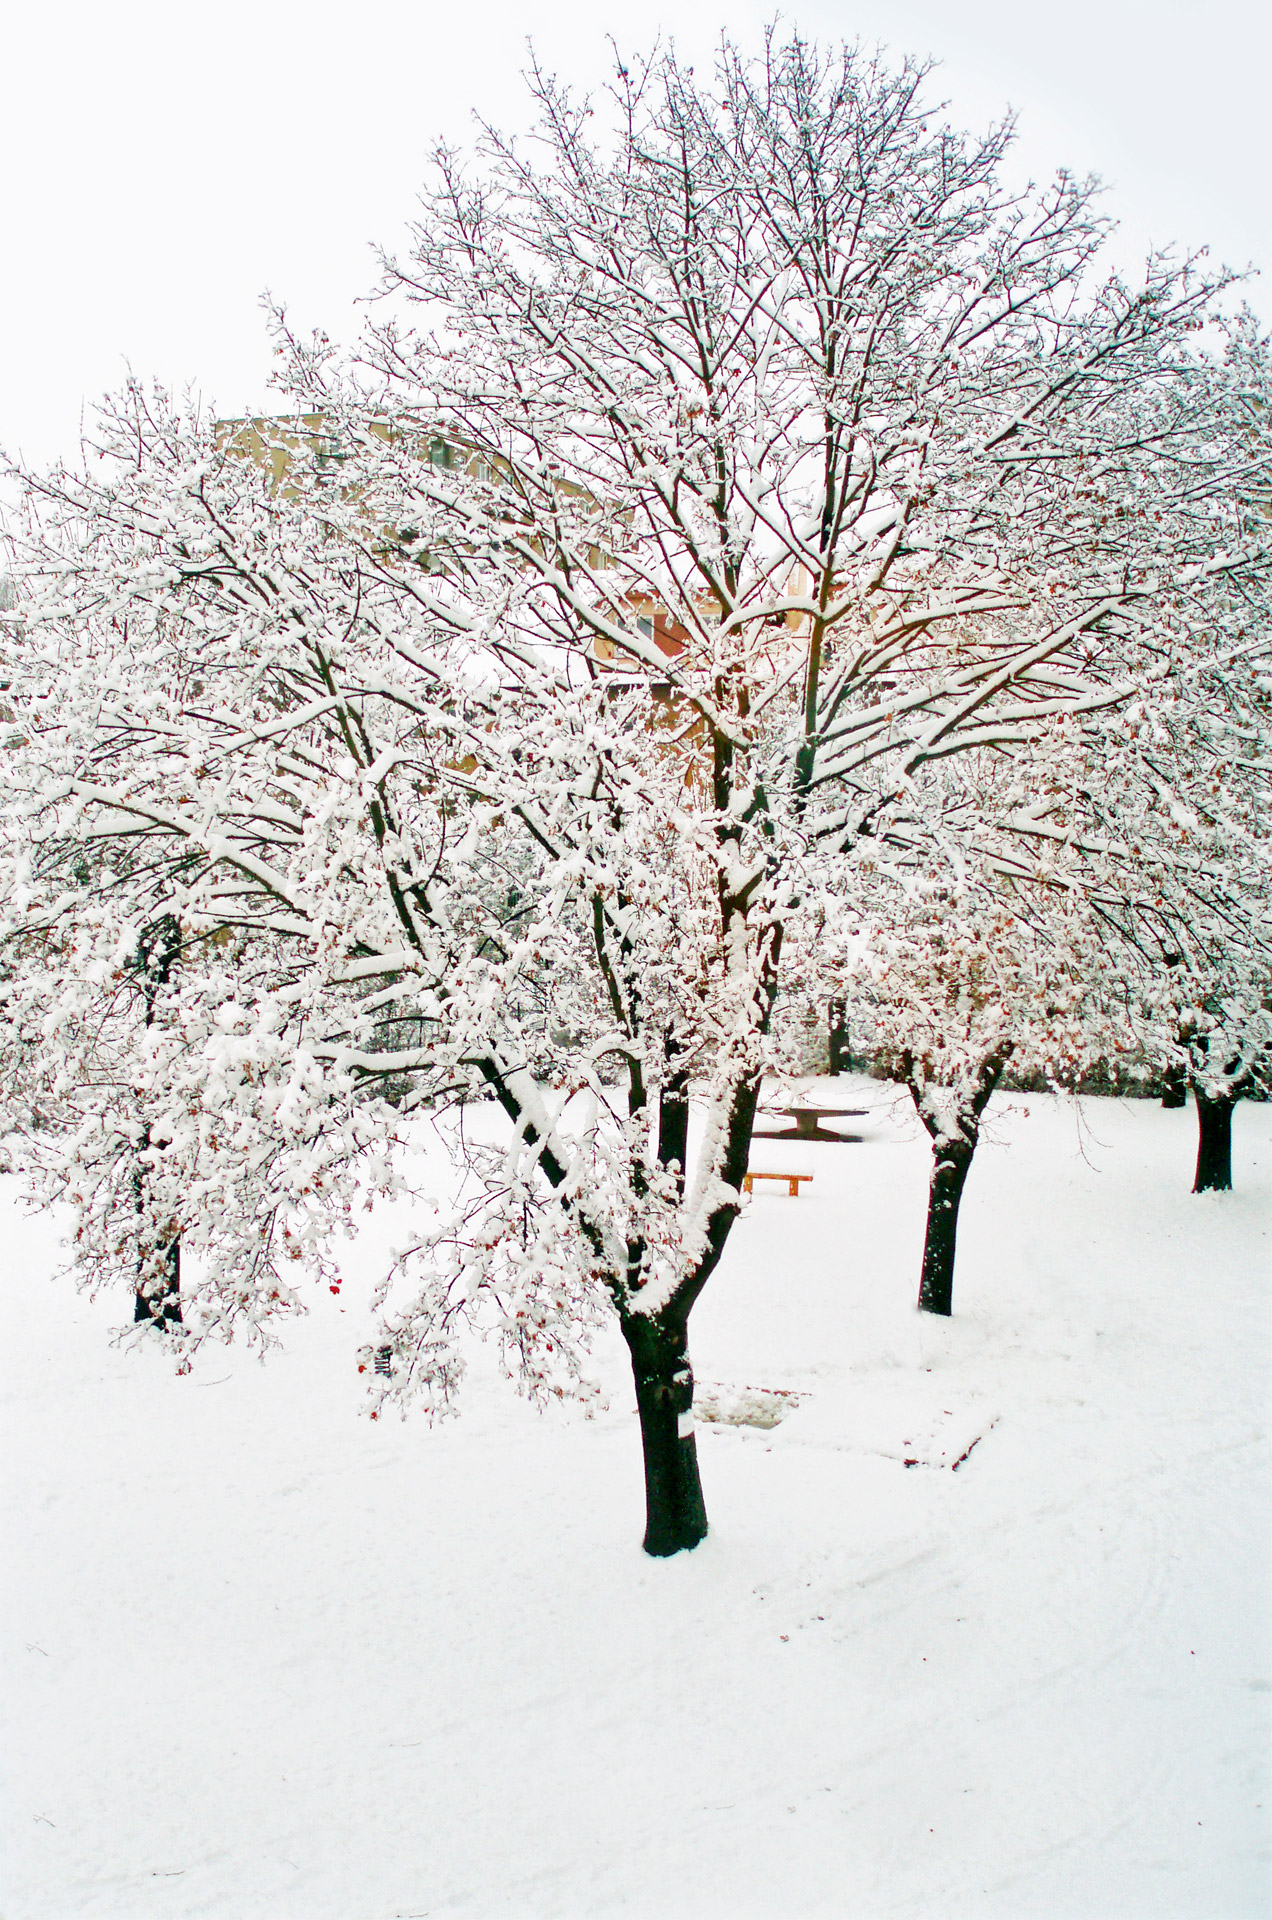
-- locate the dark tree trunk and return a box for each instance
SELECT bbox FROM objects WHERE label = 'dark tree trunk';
[1193,1089,1236,1193]
[828,998,850,1075]
[657,1055,690,1196]
[131,914,184,1328]
[917,1144,973,1317]
[622,1312,708,1557]
[1160,1059,1188,1108]
[134,1234,183,1328]
[906,1043,1012,1320]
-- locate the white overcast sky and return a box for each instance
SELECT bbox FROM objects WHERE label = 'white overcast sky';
[2,0,1267,468]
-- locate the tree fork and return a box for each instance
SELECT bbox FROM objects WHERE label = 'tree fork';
[909,1044,1012,1318]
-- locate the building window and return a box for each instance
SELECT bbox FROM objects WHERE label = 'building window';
[313,431,345,482]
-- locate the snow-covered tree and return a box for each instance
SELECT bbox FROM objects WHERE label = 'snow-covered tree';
[1116,712,1272,1197]
[1071,317,1272,1193]
[847,744,1143,1315]
[1178,989,1272,1189]
[3,34,1267,1553]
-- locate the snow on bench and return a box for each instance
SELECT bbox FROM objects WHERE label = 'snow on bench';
[743,1170,813,1196]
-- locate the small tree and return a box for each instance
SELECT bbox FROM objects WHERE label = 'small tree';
[1181,991,1272,1191]
[1088,313,1272,1196]
[847,745,1138,1315]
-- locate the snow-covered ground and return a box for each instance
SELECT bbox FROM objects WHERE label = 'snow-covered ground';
[3,1082,1269,1919]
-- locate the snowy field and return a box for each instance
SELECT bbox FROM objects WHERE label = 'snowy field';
[3,1081,1269,1920]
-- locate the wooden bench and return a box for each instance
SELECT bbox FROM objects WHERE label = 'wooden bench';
[743,1171,813,1197]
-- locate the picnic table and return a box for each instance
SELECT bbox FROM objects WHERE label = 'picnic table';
[752,1105,867,1144]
